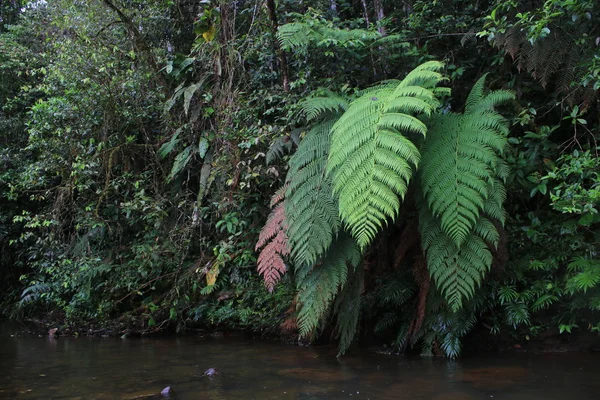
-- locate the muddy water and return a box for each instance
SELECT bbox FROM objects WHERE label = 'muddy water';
[1,327,599,399]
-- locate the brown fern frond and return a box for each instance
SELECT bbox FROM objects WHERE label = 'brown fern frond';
[256,193,290,292]
[505,30,524,60]
[256,202,286,249]
[493,26,597,104]
[556,50,578,95]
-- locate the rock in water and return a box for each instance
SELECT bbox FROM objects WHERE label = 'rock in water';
[160,386,173,398]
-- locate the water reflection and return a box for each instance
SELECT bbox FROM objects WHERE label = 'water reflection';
[1,325,599,399]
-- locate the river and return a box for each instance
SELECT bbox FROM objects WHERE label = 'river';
[1,325,599,399]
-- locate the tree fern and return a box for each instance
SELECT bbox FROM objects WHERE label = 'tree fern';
[327,61,445,249]
[285,119,341,267]
[296,234,361,338]
[419,75,513,247]
[255,187,289,292]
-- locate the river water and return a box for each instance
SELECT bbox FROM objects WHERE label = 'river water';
[1,326,599,399]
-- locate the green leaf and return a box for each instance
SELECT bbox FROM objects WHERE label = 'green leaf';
[198,137,209,159]
[184,83,202,116]
[158,128,182,159]
[168,146,193,181]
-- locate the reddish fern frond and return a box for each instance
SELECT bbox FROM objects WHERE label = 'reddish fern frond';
[269,184,288,207]
[256,202,287,249]
[256,195,290,292]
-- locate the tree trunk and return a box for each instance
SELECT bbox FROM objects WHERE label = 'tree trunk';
[373,0,386,36]
[330,0,338,17]
[265,0,290,92]
[360,0,370,27]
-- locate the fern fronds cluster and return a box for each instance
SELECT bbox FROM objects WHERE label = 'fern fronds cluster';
[256,62,514,355]
[490,26,595,104]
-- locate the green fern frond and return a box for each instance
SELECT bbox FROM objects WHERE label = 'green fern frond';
[19,283,51,307]
[371,34,409,50]
[301,92,349,122]
[377,278,415,306]
[277,22,318,50]
[420,207,496,311]
[277,19,380,51]
[419,76,513,246]
[396,61,446,90]
[333,265,364,356]
[286,119,341,267]
[327,62,445,249]
[296,234,361,338]
[374,312,399,333]
[266,135,293,165]
[483,178,507,225]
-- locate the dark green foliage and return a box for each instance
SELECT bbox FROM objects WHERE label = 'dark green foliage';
[295,234,361,338]
[1,0,598,360]
[333,265,365,356]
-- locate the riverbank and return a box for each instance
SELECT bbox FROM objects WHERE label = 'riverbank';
[6,314,600,358]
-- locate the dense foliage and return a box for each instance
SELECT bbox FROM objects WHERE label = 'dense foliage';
[1,0,598,358]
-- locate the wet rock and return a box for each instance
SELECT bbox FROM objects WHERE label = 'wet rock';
[48,328,59,338]
[160,386,174,397]
[204,368,219,377]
